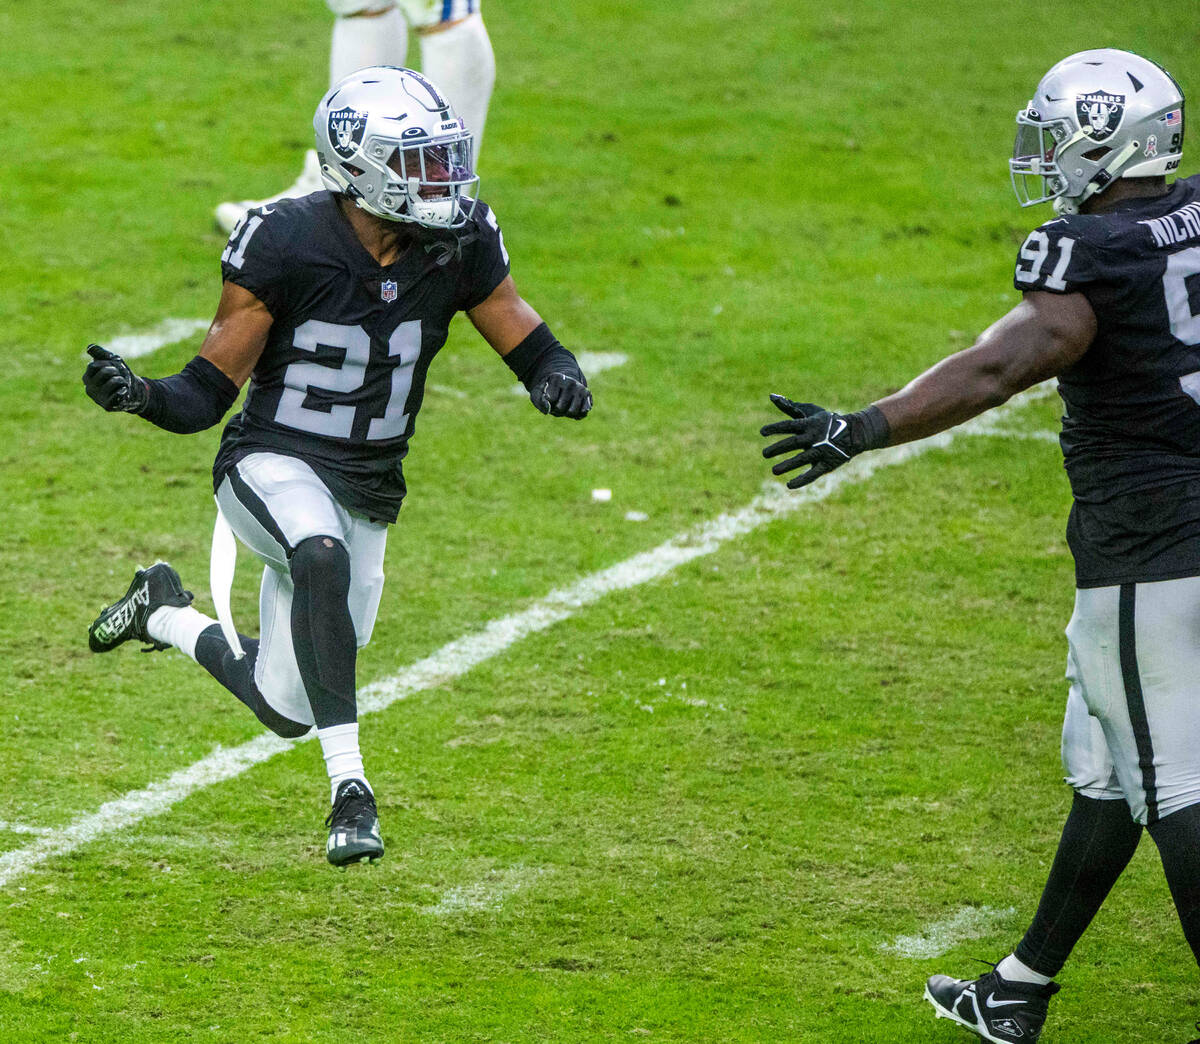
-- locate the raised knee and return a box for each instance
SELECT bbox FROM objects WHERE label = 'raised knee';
[290,535,351,592]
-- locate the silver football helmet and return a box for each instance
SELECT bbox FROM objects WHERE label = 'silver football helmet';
[313,66,477,229]
[1010,49,1185,214]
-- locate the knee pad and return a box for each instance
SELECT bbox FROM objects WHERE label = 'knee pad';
[290,535,351,597]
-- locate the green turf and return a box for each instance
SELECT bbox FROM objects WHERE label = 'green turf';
[1,0,1197,1040]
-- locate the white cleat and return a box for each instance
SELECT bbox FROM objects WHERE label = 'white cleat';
[214,149,324,234]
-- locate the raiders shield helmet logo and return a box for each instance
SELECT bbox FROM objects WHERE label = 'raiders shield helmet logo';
[328,107,367,159]
[1076,91,1125,141]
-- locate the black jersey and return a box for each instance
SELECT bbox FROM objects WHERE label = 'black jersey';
[212,191,510,522]
[1014,174,1200,587]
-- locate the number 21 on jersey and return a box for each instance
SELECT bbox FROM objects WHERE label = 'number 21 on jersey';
[276,320,422,441]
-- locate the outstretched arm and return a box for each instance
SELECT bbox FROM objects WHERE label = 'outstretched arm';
[761,290,1097,487]
[468,275,592,419]
[872,290,1097,444]
[83,282,273,433]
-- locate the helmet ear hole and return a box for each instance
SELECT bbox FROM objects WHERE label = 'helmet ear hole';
[1082,146,1112,161]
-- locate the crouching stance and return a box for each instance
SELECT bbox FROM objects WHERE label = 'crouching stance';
[84,66,591,867]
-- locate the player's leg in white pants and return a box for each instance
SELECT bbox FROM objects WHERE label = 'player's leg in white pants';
[417,13,494,156]
[214,1,409,234]
[215,452,387,800]
[961,621,1148,989]
[1064,577,1200,965]
[1066,578,1200,825]
[328,0,409,86]
[1061,652,1128,803]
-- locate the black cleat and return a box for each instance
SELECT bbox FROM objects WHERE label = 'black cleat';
[325,780,384,868]
[88,562,194,653]
[925,965,1059,1043]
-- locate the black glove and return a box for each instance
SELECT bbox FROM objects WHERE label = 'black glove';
[531,372,592,419]
[760,394,889,489]
[83,344,148,413]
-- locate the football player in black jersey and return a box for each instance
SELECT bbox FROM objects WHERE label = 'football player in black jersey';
[83,66,592,868]
[760,49,1200,1044]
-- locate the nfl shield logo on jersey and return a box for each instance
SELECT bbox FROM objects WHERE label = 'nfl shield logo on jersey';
[381,280,399,303]
[1076,91,1125,141]
[328,107,366,159]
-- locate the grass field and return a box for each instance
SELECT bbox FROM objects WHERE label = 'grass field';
[2,0,1199,1040]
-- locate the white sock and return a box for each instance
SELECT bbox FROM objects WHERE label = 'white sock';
[996,953,1054,986]
[318,722,370,802]
[146,605,215,661]
[330,6,407,86]
[419,14,494,157]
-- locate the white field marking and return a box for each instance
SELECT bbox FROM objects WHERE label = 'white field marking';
[0,382,1055,888]
[422,865,548,916]
[508,350,629,395]
[576,351,628,374]
[966,408,1061,444]
[879,905,1017,959]
[973,427,1060,444]
[102,318,210,360]
[428,383,470,399]
[0,821,55,837]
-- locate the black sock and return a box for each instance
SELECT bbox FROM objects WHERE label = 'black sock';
[1014,792,1143,976]
[289,535,358,729]
[195,625,311,739]
[1147,801,1200,967]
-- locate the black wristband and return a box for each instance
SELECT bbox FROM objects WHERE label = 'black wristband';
[502,323,584,390]
[851,404,891,452]
[140,356,240,434]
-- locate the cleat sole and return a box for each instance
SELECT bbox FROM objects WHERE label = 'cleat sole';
[923,985,1001,1042]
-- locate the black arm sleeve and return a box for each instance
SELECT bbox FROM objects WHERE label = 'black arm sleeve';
[501,322,586,389]
[137,356,241,434]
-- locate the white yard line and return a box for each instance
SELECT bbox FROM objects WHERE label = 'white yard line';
[0,384,1055,888]
[427,383,470,399]
[977,429,1060,443]
[967,408,1063,444]
[422,864,548,916]
[575,351,628,375]
[508,350,629,394]
[0,821,56,837]
[879,905,1018,959]
[431,350,629,399]
[104,318,210,359]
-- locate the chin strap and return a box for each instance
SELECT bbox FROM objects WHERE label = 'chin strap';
[1055,138,1143,215]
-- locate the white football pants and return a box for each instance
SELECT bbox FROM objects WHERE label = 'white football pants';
[215,452,387,726]
[1061,575,1200,824]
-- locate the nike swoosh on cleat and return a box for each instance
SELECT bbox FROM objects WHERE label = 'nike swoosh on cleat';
[984,994,1027,1009]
